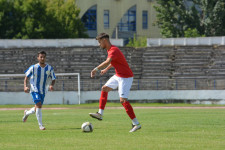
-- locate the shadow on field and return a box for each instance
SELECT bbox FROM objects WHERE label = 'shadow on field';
[46,127,81,131]
[47,127,99,131]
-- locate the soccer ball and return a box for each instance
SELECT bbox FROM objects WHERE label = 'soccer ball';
[81,122,93,132]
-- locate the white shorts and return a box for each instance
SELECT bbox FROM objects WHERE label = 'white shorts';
[105,75,133,98]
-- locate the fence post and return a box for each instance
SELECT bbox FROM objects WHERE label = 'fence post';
[138,79,140,90]
[158,39,162,46]
[208,37,212,45]
[100,79,102,90]
[171,38,174,46]
[196,37,199,45]
[176,79,178,90]
[62,81,64,91]
[195,79,197,90]
[81,81,83,91]
[5,81,7,91]
[156,80,158,90]
[222,36,225,45]
[214,80,216,90]
[184,38,187,46]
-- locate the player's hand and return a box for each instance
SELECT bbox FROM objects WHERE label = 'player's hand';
[49,85,54,91]
[100,69,108,76]
[91,69,97,78]
[24,87,30,93]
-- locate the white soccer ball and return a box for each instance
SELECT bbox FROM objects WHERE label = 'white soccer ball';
[81,122,93,132]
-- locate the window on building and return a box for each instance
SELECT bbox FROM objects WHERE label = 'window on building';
[81,6,97,30]
[142,11,148,29]
[104,10,109,29]
[118,6,136,31]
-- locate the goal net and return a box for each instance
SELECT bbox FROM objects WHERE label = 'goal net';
[0,73,81,104]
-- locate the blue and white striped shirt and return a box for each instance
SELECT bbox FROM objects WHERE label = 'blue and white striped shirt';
[25,63,56,94]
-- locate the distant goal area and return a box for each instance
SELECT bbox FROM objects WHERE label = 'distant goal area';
[0,73,81,104]
[0,73,79,91]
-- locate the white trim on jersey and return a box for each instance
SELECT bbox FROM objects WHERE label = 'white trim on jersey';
[25,63,56,94]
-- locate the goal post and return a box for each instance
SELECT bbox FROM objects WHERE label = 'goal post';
[0,73,81,105]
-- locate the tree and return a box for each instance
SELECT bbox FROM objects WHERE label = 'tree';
[45,0,88,38]
[126,34,147,48]
[14,0,47,39]
[184,28,204,37]
[154,0,225,38]
[194,0,225,36]
[0,0,88,39]
[0,0,20,38]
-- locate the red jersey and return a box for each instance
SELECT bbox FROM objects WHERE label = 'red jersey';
[107,45,133,78]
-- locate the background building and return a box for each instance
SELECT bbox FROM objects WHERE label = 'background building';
[76,0,161,41]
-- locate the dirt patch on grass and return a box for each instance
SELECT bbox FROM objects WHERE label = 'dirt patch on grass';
[1,106,225,110]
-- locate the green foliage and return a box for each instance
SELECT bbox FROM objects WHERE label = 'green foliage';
[153,0,193,38]
[184,28,205,37]
[0,0,19,38]
[196,0,225,36]
[45,0,88,38]
[154,0,225,37]
[0,0,88,39]
[126,34,147,48]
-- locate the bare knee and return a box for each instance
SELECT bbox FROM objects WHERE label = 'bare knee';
[101,85,112,92]
[120,98,127,103]
[35,102,42,108]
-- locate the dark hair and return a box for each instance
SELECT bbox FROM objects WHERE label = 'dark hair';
[38,51,47,56]
[96,33,109,40]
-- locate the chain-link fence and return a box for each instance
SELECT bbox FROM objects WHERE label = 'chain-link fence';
[2,77,224,92]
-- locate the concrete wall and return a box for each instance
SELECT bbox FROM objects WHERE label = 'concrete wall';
[1,90,225,105]
[147,36,225,47]
[0,39,123,48]
[0,92,79,105]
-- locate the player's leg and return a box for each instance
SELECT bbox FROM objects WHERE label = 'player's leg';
[22,92,37,122]
[89,86,112,120]
[89,75,117,120]
[121,98,141,132]
[34,93,45,130]
[118,77,141,132]
[22,107,35,122]
[35,102,45,130]
[98,86,112,114]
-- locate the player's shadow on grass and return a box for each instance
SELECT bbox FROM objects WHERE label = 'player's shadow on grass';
[47,127,99,131]
[47,127,82,131]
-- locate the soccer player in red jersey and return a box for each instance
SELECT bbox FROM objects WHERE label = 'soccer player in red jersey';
[89,33,141,132]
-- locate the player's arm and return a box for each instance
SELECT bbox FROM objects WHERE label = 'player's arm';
[49,80,55,91]
[100,64,113,75]
[91,57,112,78]
[24,76,30,93]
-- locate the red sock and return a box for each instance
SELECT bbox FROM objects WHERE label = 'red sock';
[99,91,108,110]
[122,101,136,120]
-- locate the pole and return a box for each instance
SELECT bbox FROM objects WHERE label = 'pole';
[116,26,118,39]
[78,73,81,105]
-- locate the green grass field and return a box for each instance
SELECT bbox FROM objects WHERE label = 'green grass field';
[1,104,225,150]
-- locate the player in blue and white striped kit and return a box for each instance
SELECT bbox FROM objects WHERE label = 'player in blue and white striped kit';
[22,51,56,130]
